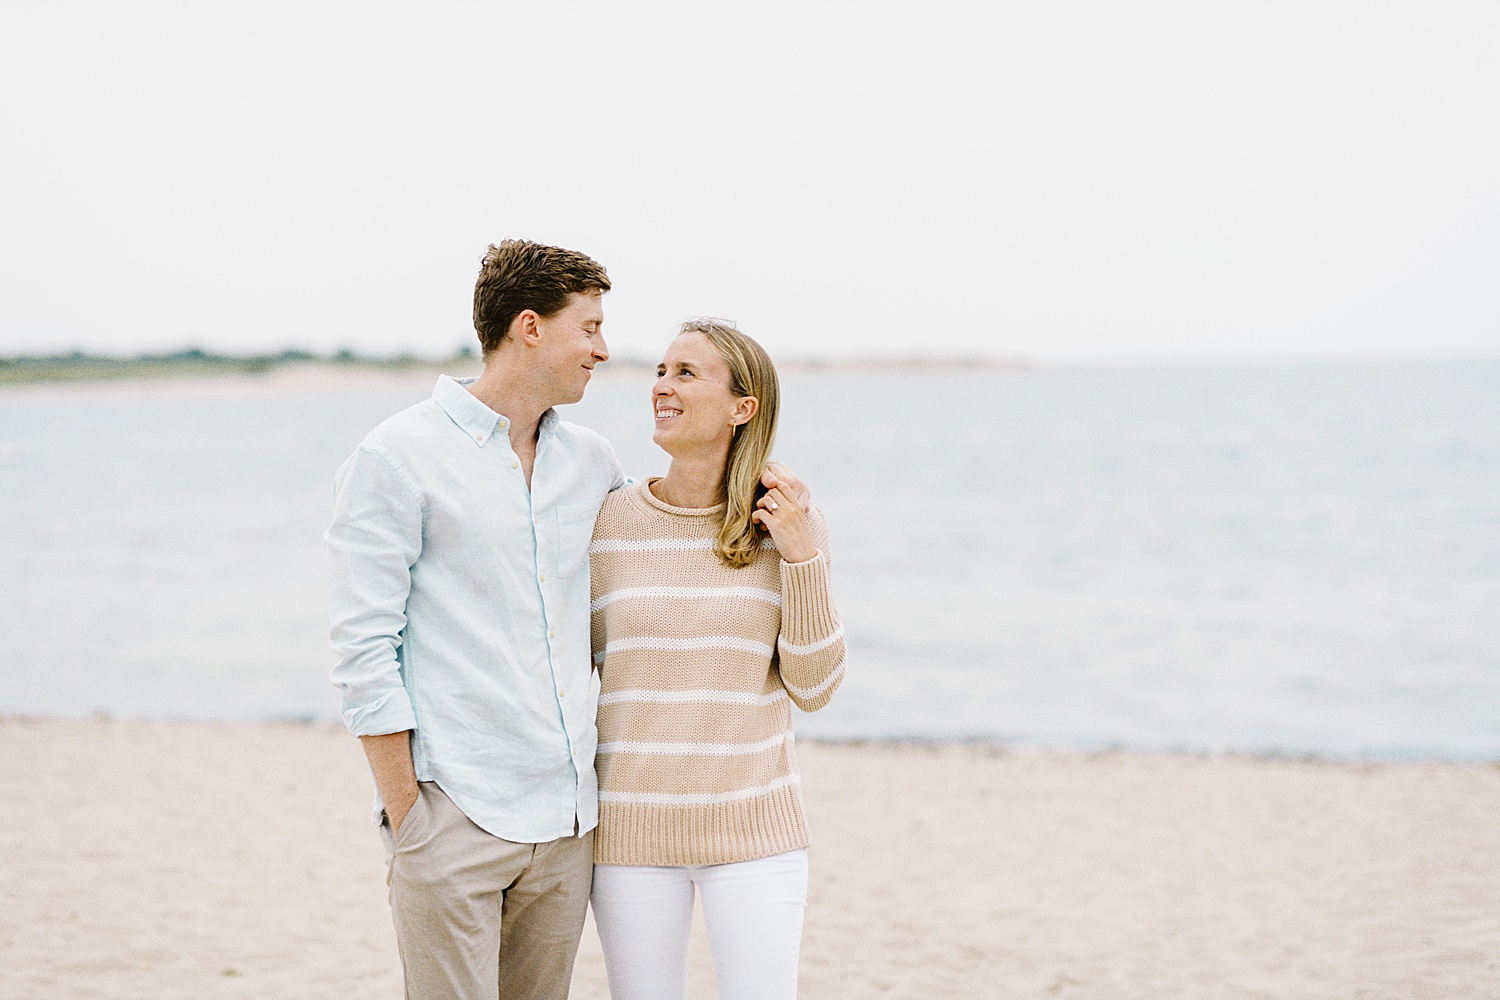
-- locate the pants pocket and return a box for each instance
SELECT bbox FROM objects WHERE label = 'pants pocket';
[390,783,433,852]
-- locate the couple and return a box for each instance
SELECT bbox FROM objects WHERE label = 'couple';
[327,240,846,1000]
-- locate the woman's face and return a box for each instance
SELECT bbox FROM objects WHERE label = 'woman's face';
[652,332,755,458]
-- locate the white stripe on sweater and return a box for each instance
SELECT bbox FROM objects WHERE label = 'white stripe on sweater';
[598,688,789,708]
[591,586,781,614]
[602,636,776,659]
[599,774,801,807]
[598,731,792,757]
[778,624,846,657]
[781,655,847,701]
[589,537,778,554]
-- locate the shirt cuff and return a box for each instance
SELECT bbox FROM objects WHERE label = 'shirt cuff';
[342,688,419,737]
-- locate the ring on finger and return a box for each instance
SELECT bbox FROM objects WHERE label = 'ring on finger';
[767,499,779,511]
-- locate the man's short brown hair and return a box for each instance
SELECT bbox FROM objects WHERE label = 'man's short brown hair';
[472,240,611,353]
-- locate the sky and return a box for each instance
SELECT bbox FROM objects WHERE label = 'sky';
[1,2,1497,364]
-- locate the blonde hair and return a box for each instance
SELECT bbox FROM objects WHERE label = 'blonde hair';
[679,318,781,569]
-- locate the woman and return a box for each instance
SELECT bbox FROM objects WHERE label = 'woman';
[587,319,846,1000]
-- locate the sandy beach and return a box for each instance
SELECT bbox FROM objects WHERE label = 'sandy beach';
[3,719,1496,999]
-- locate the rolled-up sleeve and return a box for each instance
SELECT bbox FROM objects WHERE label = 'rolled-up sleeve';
[327,445,423,736]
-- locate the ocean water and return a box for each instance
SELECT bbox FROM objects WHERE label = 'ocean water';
[2,359,1497,762]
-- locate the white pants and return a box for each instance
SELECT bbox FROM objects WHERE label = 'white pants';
[591,849,809,1000]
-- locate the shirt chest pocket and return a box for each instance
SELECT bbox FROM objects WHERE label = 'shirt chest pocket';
[551,500,599,578]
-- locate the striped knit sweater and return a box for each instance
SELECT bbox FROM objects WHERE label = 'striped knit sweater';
[589,480,846,866]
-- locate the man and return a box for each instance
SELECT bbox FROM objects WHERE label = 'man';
[327,240,801,999]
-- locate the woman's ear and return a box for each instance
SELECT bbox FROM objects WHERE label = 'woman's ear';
[730,396,759,427]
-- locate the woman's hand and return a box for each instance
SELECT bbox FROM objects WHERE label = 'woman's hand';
[751,486,818,563]
[762,462,811,511]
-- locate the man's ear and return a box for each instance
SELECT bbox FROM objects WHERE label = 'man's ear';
[508,310,543,346]
[730,396,759,427]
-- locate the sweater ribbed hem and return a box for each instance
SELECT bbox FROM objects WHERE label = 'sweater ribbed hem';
[594,783,810,866]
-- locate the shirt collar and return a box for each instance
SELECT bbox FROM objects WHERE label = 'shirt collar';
[433,375,506,446]
[431,375,558,448]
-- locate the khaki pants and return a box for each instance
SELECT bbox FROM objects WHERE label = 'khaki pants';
[381,782,593,1000]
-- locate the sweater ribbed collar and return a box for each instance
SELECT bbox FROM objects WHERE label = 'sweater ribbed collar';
[638,478,725,517]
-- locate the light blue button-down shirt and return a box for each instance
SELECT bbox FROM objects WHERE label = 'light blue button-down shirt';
[327,375,625,842]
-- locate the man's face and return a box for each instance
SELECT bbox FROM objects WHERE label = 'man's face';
[535,291,608,405]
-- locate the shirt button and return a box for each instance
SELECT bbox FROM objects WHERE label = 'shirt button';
[558,689,566,698]
[511,460,519,469]
[474,434,483,442]
[548,630,556,639]
[539,572,546,583]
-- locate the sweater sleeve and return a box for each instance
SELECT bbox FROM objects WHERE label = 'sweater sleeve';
[775,507,846,712]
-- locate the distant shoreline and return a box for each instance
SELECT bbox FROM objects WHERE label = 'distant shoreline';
[0,348,476,385]
[0,349,1030,386]
[9,350,1492,387]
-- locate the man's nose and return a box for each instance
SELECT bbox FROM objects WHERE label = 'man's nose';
[594,336,610,362]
